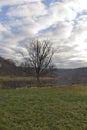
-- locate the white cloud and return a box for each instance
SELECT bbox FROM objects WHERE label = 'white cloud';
[0,0,42,8]
[7,2,46,18]
[64,0,87,12]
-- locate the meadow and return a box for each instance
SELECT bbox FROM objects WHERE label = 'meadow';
[0,85,87,130]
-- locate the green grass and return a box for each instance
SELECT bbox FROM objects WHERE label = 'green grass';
[0,85,87,130]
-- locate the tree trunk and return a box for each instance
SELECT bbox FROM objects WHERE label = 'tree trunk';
[36,71,40,82]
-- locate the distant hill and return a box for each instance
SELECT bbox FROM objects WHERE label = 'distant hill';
[0,57,33,76]
[0,57,16,76]
[49,68,87,85]
[72,68,87,84]
[0,57,87,85]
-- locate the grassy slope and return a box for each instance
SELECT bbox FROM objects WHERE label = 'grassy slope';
[0,85,87,130]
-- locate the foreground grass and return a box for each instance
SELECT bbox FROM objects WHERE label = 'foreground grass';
[0,85,87,130]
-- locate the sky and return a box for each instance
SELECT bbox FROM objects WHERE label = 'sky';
[0,0,87,68]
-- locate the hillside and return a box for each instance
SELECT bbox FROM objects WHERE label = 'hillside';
[0,57,36,77]
[50,68,87,85]
[0,57,16,76]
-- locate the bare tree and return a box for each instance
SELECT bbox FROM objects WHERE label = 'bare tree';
[20,39,54,82]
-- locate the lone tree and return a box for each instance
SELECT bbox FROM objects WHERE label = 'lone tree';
[20,39,54,82]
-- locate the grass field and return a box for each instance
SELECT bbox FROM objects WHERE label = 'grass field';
[0,85,87,130]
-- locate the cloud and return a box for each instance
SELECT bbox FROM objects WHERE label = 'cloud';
[0,0,87,68]
[64,0,87,12]
[0,0,42,8]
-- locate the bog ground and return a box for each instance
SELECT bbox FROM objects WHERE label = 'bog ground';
[0,85,87,130]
